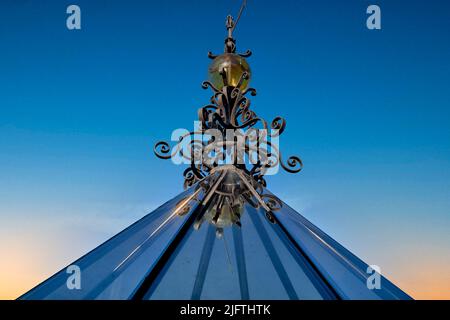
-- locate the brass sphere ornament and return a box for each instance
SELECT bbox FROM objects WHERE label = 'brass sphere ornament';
[208,53,251,90]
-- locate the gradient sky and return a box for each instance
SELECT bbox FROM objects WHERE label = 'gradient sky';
[1,0,450,299]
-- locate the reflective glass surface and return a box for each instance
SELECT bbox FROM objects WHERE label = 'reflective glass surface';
[145,201,334,300]
[267,190,412,300]
[20,184,206,300]
[20,172,411,300]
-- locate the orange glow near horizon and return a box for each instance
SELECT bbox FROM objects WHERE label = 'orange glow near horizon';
[1,224,450,300]
[0,218,111,300]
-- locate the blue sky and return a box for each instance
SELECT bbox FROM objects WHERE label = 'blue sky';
[1,0,450,299]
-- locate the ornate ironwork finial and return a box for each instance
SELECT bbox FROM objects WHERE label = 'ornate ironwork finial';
[154,5,302,194]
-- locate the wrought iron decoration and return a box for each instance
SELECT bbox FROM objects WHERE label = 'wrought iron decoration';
[154,4,302,227]
[154,15,302,187]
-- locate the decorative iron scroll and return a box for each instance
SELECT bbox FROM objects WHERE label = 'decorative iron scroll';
[154,13,303,192]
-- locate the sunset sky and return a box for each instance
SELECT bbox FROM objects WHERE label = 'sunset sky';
[1,0,450,299]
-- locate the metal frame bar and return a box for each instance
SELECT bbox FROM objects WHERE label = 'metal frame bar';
[270,212,341,300]
[191,224,216,299]
[232,226,249,299]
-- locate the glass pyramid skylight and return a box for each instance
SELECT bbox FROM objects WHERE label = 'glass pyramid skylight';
[21,169,411,300]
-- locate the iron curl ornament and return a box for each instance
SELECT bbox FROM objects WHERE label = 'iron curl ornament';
[153,13,303,198]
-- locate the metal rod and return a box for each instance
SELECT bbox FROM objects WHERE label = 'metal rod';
[231,0,247,34]
[234,169,271,211]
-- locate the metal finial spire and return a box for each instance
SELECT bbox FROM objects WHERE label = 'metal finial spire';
[224,0,247,53]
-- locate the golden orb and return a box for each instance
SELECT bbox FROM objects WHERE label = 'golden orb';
[208,53,251,90]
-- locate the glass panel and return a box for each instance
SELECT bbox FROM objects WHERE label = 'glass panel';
[244,205,333,300]
[258,211,333,299]
[240,205,291,300]
[21,185,205,300]
[146,219,210,299]
[273,194,411,300]
[145,193,336,300]
[197,225,241,299]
